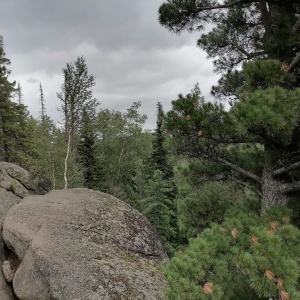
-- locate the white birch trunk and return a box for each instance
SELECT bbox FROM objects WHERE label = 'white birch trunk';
[64,130,71,189]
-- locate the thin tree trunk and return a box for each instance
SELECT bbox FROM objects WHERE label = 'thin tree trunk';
[118,147,124,178]
[52,160,56,190]
[64,130,71,189]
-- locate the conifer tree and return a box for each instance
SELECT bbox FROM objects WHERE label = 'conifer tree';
[149,102,174,179]
[163,206,300,299]
[159,1,300,211]
[142,170,176,254]
[77,108,99,189]
[142,103,179,253]
[159,0,300,95]
[17,82,23,105]
[0,36,35,167]
[39,82,46,126]
[165,62,300,211]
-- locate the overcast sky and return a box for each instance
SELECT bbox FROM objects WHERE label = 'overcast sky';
[0,0,219,129]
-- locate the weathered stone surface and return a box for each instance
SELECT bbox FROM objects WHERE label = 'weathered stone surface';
[0,162,35,198]
[0,162,35,300]
[3,188,167,300]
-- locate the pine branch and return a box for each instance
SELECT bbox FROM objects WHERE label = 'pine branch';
[229,176,261,196]
[281,181,300,194]
[286,52,300,72]
[203,154,262,184]
[229,42,265,60]
[273,161,300,176]
[195,0,256,12]
[292,18,300,33]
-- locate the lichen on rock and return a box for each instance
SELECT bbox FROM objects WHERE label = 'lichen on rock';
[2,188,167,300]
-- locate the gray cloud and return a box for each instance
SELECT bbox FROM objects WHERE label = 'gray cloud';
[1,0,219,129]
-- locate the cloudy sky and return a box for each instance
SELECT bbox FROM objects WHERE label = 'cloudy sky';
[0,0,219,129]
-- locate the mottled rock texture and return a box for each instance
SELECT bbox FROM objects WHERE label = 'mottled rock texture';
[0,162,35,300]
[3,188,167,300]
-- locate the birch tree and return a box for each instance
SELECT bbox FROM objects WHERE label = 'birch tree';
[57,56,98,188]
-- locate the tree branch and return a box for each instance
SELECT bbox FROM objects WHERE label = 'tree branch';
[230,176,261,196]
[203,154,262,184]
[286,52,300,72]
[292,18,300,33]
[273,161,300,176]
[281,181,300,194]
[195,0,257,12]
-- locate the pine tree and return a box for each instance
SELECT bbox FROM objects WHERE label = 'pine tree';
[163,206,300,299]
[159,1,300,211]
[159,0,300,94]
[165,68,300,211]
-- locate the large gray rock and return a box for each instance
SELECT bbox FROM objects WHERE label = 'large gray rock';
[0,162,35,300]
[0,188,20,300]
[3,188,167,300]
[0,162,35,198]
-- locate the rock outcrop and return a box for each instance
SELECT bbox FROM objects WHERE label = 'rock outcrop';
[3,188,167,300]
[0,162,35,300]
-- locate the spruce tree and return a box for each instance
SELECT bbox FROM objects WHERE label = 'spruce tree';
[77,108,99,189]
[0,36,35,167]
[142,170,176,255]
[39,82,46,126]
[143,102,179,253]
[150,102,174,180]
[17,82,23,105]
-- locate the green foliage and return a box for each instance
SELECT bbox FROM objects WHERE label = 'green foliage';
[57,56,99,134]
[149,102,176,180]
[57,56,98,188]
[142,170,176,255]
[94,102,151,203]
[164,62,300,209]
[77,109,99,189]
[164,84,233,156]
[177,182,254,238]
[29,116,66,190]
[163,206,300,299]
[0,36,36,167]
[142,102,180,253]
[159,0,300,96]
[240,60,295,91]
[233,86,300,145]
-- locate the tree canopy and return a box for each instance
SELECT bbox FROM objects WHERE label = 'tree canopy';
[159,0,300,97]
[159,1,300,211]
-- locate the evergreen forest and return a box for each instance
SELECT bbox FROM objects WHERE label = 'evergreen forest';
[1,0,300,299]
